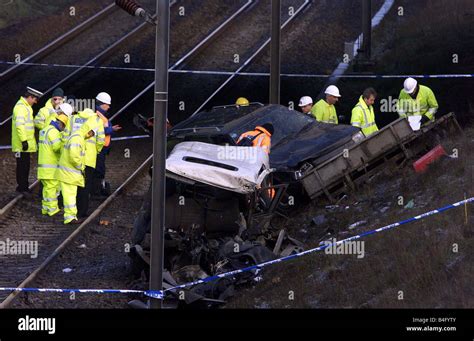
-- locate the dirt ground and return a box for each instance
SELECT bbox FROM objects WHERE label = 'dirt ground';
[226,126,474,308]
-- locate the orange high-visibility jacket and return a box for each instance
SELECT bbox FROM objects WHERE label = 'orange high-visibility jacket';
[237,125,272,154]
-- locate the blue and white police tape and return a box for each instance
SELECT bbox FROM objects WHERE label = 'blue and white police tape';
[111,134,150,142]
[0,287,148,296]
[0,196,472,300]
[161,196,474,295]
[1,60,473,78]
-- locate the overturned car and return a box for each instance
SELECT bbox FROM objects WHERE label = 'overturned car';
[129,103,365,306]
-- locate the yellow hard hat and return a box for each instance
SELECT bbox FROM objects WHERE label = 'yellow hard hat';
[56,114,68,126]
[236,97,249,106]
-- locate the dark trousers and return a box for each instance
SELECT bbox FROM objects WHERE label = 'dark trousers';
[94,147,108,180]
[77,166,94,217]
[15,152,30,192]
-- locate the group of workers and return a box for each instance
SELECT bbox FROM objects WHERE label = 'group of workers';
[10,77,438,223]
[234,78,439,156]
[11,87,121,224]
[298,77,439,137]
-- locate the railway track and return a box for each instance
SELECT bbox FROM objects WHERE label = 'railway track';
[0,0,160,209]
[107,0,310,136]
[0,0,245,208]
[0,0,256,308]
[1,0,313,308]
[0,0,160,127]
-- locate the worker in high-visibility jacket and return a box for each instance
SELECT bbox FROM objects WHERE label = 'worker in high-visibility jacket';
[350,87,379,137]
[237,123,275,201]
[311,85,341,124]
[11,86,44,196]
[94,92,121,196]
[237,123,273,154]
[34,87,64,130]
[55,123,95,224]
[62,107,105,217]
[37,103,73,216]
[398,77,439,125]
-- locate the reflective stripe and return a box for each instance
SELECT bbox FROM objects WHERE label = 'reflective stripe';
[43,197,58,202]
[63,204,76,209]
[38,164,58,169]
[25,126,34,130]
[86,139,96,144]
[352,122,361,127]
[58,165,82,175]
[50,138,60,144]
[360,122,376,128]
[64,143,82,149]
[356,104,369,127]
[64,215,76,221]
[42,206,57,211]
[356,104,377,129]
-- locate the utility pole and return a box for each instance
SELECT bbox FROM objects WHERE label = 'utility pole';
[269,0,281,104]
[354,0,374,72]
[115,0,168,309]
[361,0,372,61]
[149,0,169,309]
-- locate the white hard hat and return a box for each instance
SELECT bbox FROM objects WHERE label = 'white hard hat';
[298,96,313,107]
[325,85,341,97]
[96,92,111,105]
[58,103,73,117]
[403,77,417,94]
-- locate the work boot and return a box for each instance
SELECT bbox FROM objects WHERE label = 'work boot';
[48,208,61,217]
[68,218,85,225]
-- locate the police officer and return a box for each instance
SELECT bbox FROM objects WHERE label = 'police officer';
[12,86,43,196]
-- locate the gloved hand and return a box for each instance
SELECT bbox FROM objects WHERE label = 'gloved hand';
[420,115,430,125]
[22,141,28,151]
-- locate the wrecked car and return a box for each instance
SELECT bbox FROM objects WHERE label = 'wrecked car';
[129,103,363,306]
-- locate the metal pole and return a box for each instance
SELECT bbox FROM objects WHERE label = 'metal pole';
[269,0,281,104]
[149,0,169,309]
[362,0,372,60]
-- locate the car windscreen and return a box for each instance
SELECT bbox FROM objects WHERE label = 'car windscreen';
[221,104,315,145]
[170,103,263,135]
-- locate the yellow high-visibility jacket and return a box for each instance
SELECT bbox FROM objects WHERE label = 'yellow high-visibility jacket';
[55,132,86,187]
[351,96,379,137]
[398,85,438,121]
[11,96,37,153]
[311,99,338,124]
[34,98,57,130]
[38,124,63,180]
[63,109,105,168]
